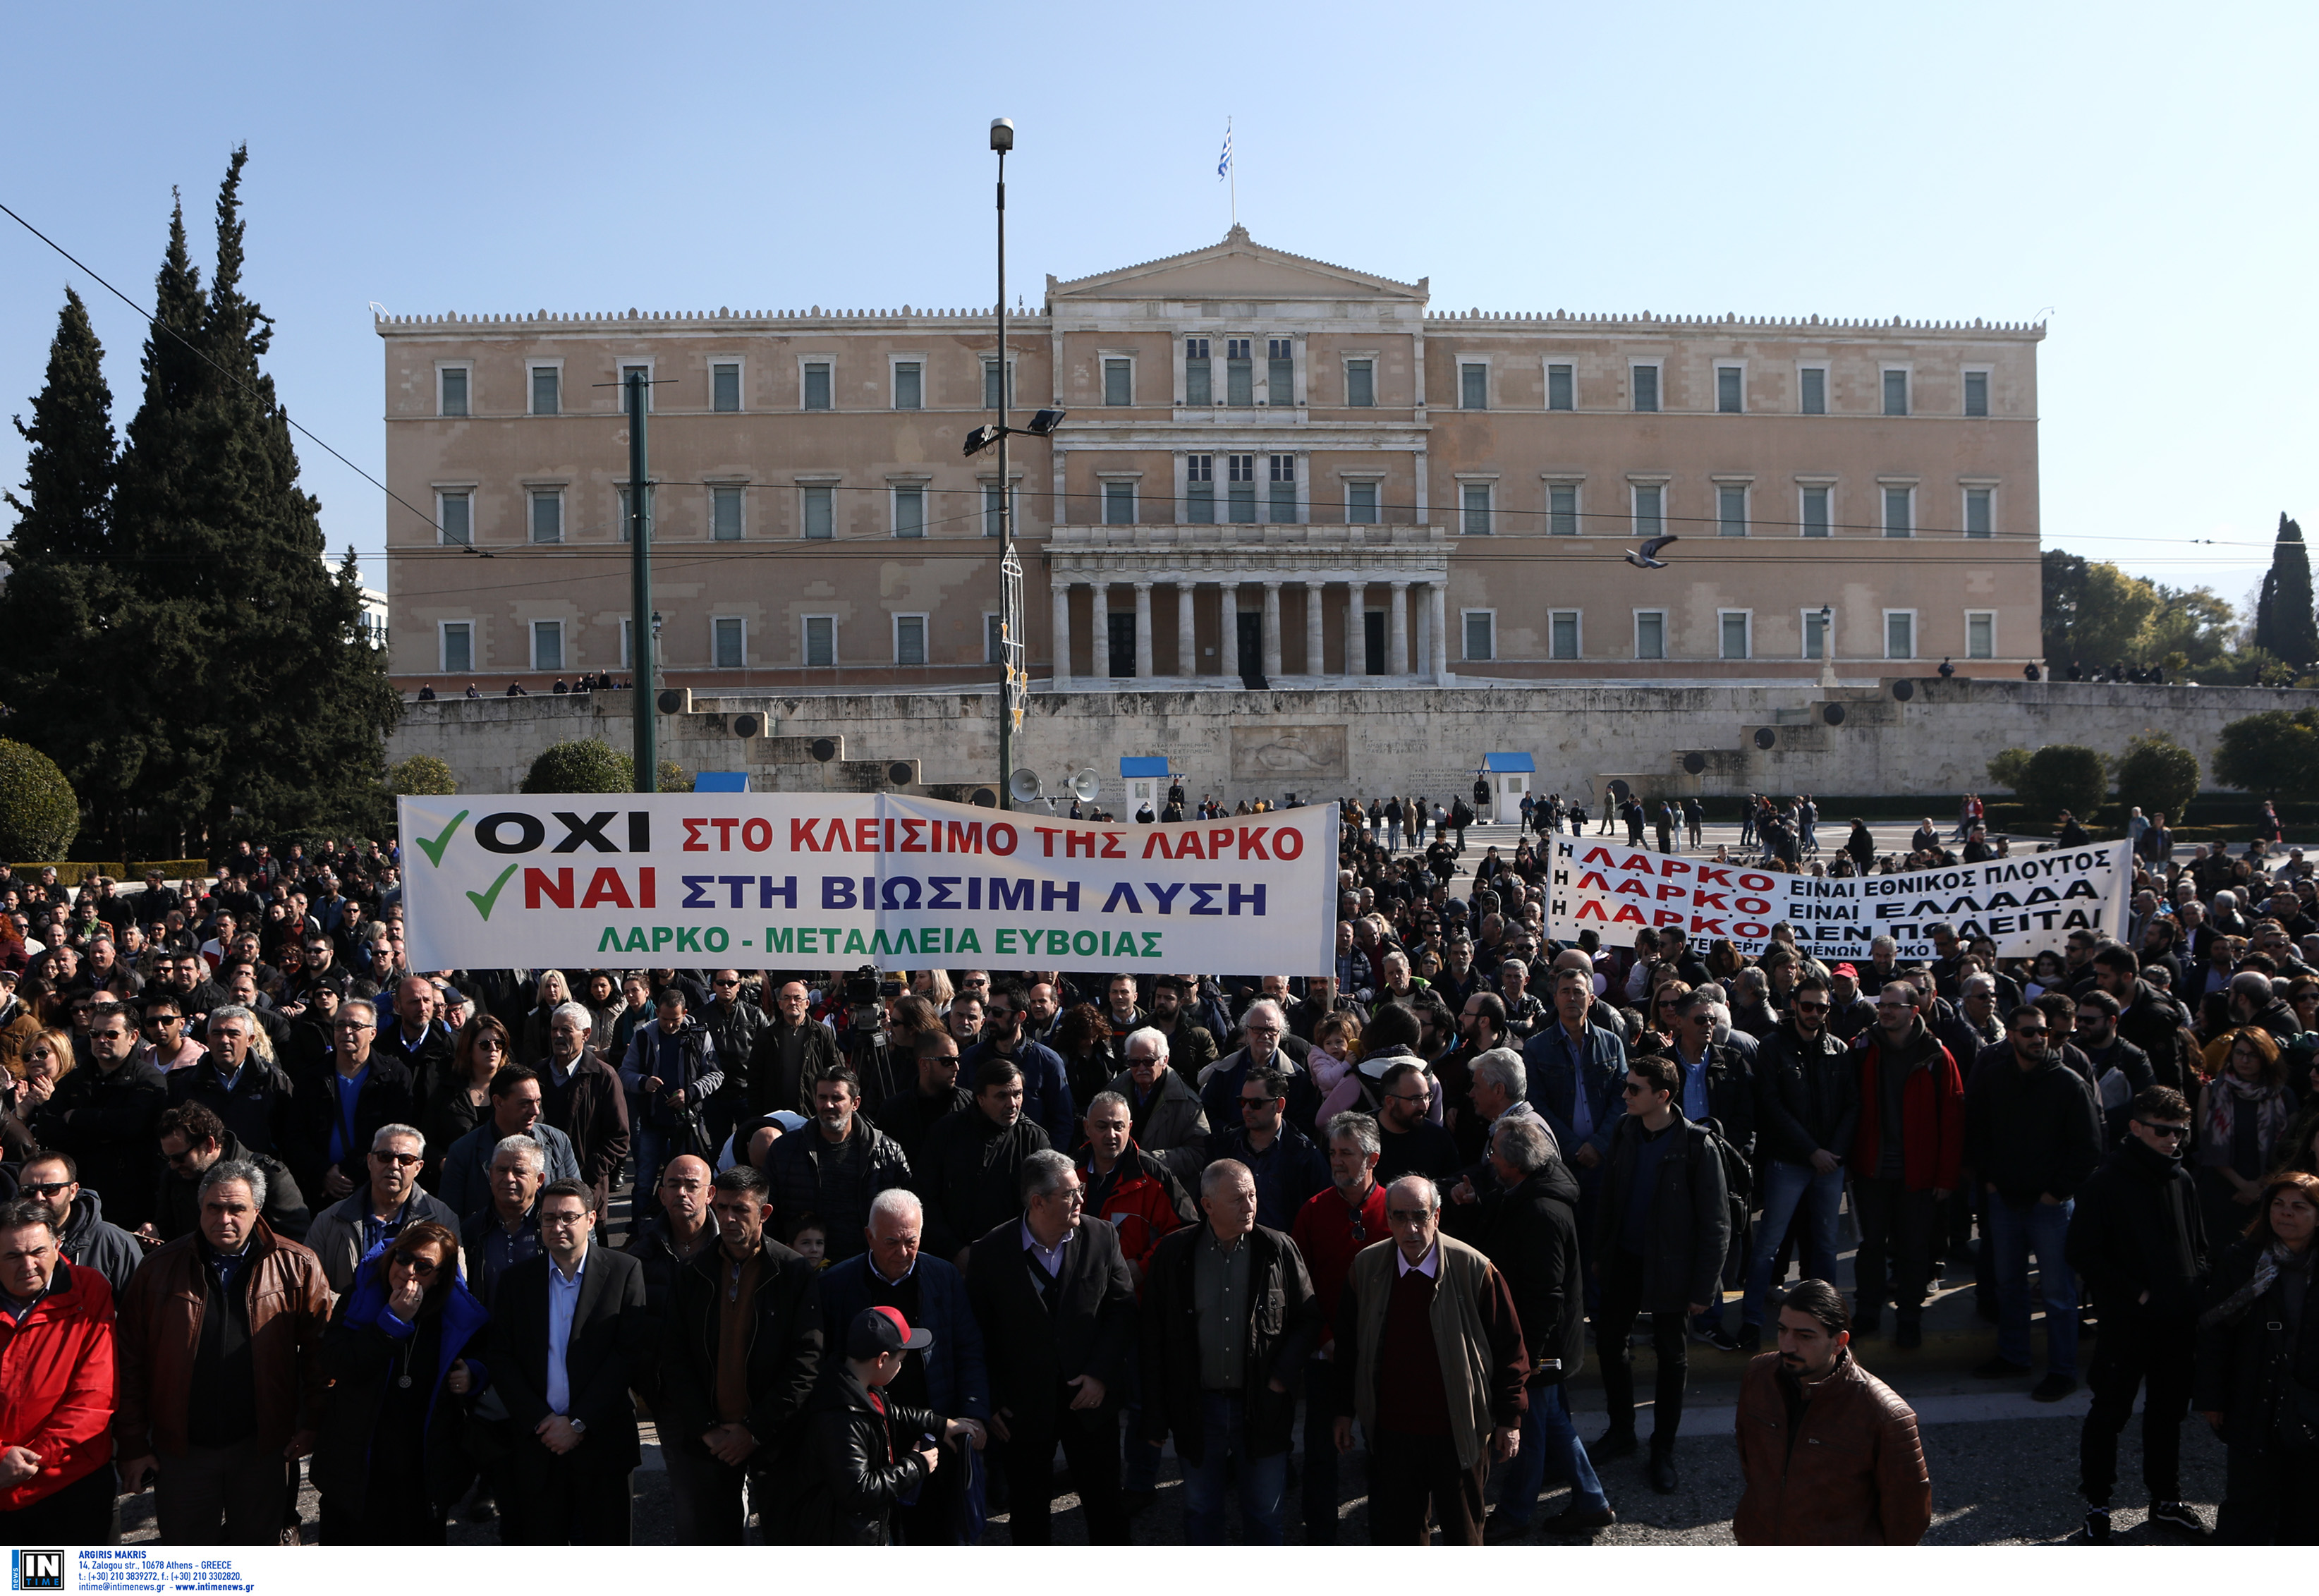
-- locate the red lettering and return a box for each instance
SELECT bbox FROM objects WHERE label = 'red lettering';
[822,819,853,853]
[1142,832,1171,859]
[1657,884,1687,901]
[638,867,656,908]
[1612,904,1646,924]
[1065,829,1095,858]
[742,818,772,852]
[1695,866,1732,886]
[1273,827,1303,860]
[1576,871,1611,891]
[1210,828,1235,859]
[1101,831,1125,859]
[885,819,897,853]
[1734,922,1770,938]
[682,819,709,852]
[1739,873,1775,891]
[712,817,738,851]
[1035,827,1060,857]
[900,818,926,853]
[1614,879,1650,897]
[1175,830,1207,860]
[1736,896,1770,915]
[792,818,827,853]
[1237,826,1271,861]
[853,819,878,853]
[1653,909,1686,926]
[1619,853,1655,873]
[1693,891,1729,910]
[1581,848,1619,867]
[582,867,632,910]
[524,867,573,909]
[1660,858,1691,877]
[986,823,1018,855]
[1690,915,1727,934]
[1576,899,1610,920]
[945,821,984,854]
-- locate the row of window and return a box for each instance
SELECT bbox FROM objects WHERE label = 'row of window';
[1460,607,2000,664]
[437,482,1020,546]
[437,612,1013,676]
[440,352,1993,419]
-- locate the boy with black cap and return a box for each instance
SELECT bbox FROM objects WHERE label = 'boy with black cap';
[796,1306,985,1543]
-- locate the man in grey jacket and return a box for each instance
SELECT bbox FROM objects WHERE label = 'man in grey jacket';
[303,1123,461,1292]
[1110,1027,1210,1184]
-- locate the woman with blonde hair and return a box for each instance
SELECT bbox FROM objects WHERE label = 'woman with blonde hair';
[2195,1027,2298,1244]
[519,969,573,1064]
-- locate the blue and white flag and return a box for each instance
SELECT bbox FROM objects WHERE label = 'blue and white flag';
[1217,121,1232,180]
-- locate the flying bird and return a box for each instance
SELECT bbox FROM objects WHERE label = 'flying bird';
[1624,533,1679,569]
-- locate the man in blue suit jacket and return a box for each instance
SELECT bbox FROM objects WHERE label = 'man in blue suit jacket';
[818,1187,989,1544]
[1522,968,1628,1290]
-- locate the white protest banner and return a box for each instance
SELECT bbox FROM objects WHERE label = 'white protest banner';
[1544,837,2133,961]
[400,792,1339,975]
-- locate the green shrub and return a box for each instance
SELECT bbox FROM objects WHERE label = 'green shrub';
[2014,745,2108,824]
[0,740,78,860]
[520,739,632,794]
[2111,731,2199,826]
[656,759,692,795]
[389,755,458,797]
[1987,748,2032,791]
[2212,708,2319,796]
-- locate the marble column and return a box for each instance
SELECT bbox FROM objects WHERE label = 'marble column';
[1052,581,1071,688]
[1304,579,1326,679]
[1133,581,1154,679]
[1430,581,1449,680]
[1388,580,1410,676]
[1345,583,1363,678]
[1220,582,1238,677]
[1261,581,1284,681]
[1414,590,1430,683]
[1176,582,1196,682]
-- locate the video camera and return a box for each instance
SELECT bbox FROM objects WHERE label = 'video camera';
[841,965,903,1011]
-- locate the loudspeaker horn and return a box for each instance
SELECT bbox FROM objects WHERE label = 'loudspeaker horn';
[1065,769,1099,803]
[1009,769,1045,804]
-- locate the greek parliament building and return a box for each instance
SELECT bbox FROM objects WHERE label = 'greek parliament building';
[377,227,2043,695]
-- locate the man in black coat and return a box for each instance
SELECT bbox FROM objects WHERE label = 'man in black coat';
[748,982,844,1116]
[1741,977,1858,1349]
[36,1000,167,1229]
[1964,1005,2105,1401]
[963,1149,1136,1545]
[2092,947,2191,1090]
[1478,1116,1612,1539]
[657,1165,824,1543]
[1138,1158,1319,1544]
[285,998,416,1207]
[487,1178,650,1544]
[866,1030,972,1170]
[698,970,767,1143]
[919,1058,1052,1266]
[2064,1085,2210,1542]
[166,1004,297,1161]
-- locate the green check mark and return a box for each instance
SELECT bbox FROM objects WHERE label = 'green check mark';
[466,863,520,921]
[414,809,470,868]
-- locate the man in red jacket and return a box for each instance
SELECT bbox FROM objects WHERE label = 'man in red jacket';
[0,1198,117,1544]
[1849,982,1964,1348]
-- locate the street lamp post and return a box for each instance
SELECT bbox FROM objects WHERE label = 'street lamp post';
[1818,604,1838,689]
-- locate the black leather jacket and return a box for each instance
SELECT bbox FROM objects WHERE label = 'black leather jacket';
[793,1367,942,1544]
[1753,1020,1860,1167]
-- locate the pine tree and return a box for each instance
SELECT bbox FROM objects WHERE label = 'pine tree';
[2253,513,2318,666]
[0,287,123,844]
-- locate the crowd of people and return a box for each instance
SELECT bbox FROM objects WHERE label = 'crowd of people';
[0,797,2311,1548]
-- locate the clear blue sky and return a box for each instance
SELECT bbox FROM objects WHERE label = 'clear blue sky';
[4,0,2310,612]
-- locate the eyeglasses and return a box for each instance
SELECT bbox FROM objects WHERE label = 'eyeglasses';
[19,1181,71,1198]
[540,1210,591,1229]
[1240,1096,1280,1109]
[389,1254,440,1276]
[334,1020,374,1032]
[370,1151,422,1167]
[1621,1080,1658,1096]
[2138,1123,2191,1141]
[1244,1023,1281,1036]
[1388,1090,1432,1105]
[2014,1025,2049,1037]
[712,977,739,987]
[87,1028,129,1042]
[1794,999,1830,1013]
[146,1014,183,1027]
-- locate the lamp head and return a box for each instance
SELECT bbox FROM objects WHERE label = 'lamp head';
[990,118,1014,152]
[1025,407,1067,437]
[963,424,1002,458]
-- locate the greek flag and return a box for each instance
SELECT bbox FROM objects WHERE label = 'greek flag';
[1217,123,1232,180]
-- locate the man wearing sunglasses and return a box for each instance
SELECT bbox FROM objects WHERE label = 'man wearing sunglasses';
[2062,1085,2209,1542]
[37,999,168,1231]
[303,1124,458,1293]
[1741,974,1858,1352]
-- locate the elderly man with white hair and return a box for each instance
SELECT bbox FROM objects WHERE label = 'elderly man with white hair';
[1200,999,1320,1131]
[537,999,631,1222]
[815,1186,988,1544]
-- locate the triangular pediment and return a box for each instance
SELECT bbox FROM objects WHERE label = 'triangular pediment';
[1047,226,1426,304]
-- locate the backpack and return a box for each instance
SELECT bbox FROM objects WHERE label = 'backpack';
[1693,1118,1753,1241]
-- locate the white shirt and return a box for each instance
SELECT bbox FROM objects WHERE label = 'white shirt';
[545,1249,588,1415]
[1019,1219,1070,1279]
[1395,1241,1441,1279]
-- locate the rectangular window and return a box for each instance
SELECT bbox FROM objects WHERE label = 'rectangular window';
[1346,358,1374,408]
[1803,608,1830,660]
[530,366,559,416]
[1464,611,1495,662]
[441,621,472,674]
[894,615,925,667]
[530,490,562,544]
[1633,485,1664,539]
[1635,611,1666,660]
[1720,611,1751,660]
[616,484,651,544]
[1226,339,1253,406]
[1966,611,1995,659]
[1885,487,1913,537]
[1800,366,1827,415]
[803,485,834,540]
[1461,483,1492,536]
[1347,480,1378,525]
[438,490,471,547]
[1964,370,1989,417]
[1185,339,1212,406]
[1185,456,1215,524]
[439,367,468,418]
[620,618,633,669]
[1801,487,1831,537]
[983,484,1007,538]
[1460,363,1487,410]
[1268,455,1296,523]
[1549,485,1578,537]
[1267,338,1294,404]
[803,362,832,411]
[1886,611,1915,659]
[1102,358,1131,407]
[1547,363,1574,411]
[712,362,741,413]
[1631,365,1659,413]
[893,361,923,410]
[893,486,925,539]
[531,620,564,671]
[982,359,1013,410]
[1226,455,1256,524]
[1716,366,1743,413]
[621,363,652,410]
[713,617,745,669]
[1718,486,1748,537]
[1966,488,1993,538]
[1550,611,1581,660]
[1882,369,1909,416]
[804,616,835,667]
[1104,481,1136,526]
[986,613,1005,665]
[712,485,743,542]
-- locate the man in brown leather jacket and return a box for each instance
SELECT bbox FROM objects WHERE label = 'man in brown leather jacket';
[1733,1279,1931,1545]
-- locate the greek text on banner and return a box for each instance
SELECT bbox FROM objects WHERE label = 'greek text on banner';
[399,793,1340,976]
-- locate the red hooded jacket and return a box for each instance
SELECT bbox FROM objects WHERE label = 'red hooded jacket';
[0,1257,115,1509]
[1850,1021,1965,1193]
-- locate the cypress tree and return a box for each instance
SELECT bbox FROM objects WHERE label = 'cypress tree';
[2253,513,2318,666]
[0,287,123,846]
